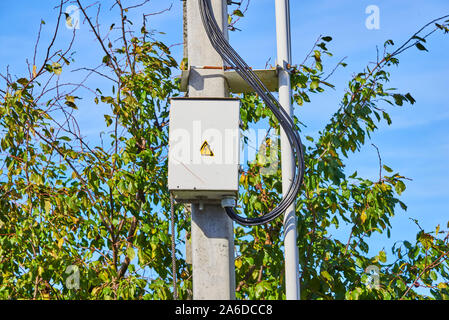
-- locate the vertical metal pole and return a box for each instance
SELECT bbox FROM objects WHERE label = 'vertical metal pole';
[186,0,236,300]
[275,0,300,300]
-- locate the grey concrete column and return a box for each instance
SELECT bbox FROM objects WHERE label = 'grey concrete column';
[186,0,235,300]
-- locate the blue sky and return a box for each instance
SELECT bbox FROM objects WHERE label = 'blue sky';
[0,0,448,264]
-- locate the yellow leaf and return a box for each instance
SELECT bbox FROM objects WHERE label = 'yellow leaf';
[150,243,157,259]
[52,62,62,75]
[44,201,51,214]
[235,258,242,269]
[58,237,64,249]
[180,57,188,71]
[418,232,434,250]
[91,287,101,296]
[66,95,75,103]
[361,210,367,224]
[32,65,37,78]
[321,270,333,282]
[438,282,448,289]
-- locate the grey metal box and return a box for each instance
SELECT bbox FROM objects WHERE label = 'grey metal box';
[168,98,240,201]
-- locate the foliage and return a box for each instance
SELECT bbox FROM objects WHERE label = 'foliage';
[0,0,186,299]
[234,23,449,299]
[0,1,448,300]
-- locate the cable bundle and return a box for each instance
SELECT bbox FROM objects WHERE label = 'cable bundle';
[198,0,305,226]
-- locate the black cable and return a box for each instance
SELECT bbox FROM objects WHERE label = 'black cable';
[199,0,304,226]
[200,0,302,225]
[170,193,177,299]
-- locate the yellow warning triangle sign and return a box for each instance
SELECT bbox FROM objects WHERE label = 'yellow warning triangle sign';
[200,141,214,156]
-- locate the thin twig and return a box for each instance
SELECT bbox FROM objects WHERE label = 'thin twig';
[371,143,382,182]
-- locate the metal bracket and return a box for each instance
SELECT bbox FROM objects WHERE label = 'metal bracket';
[276,59,295,74]
[178,67,279,93]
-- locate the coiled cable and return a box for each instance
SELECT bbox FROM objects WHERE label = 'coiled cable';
[198,0,304,226]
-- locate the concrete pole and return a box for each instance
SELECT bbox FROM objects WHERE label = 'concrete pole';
[186,0,236,300]
[275,0,300,300]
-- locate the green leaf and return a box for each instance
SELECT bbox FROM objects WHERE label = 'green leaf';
[415,42,428,51]
[102,55,111,65]
[396,279,407,291]
[52,62,62,75]
[310,80,319,90]
[404,241,412,250]
[17,78,28,86]
[395,180,406,195]
[379,250,387,263]
[104,114,113,126]
[382,111,392,125]
[255,282,264,298]
[430,271,438,281]
[412,35,426,43]
[418,232,433,249]
[392,94,404,106]
[351,288,361,300]
[404,93,416,104]
[126,247,135,261]
[233,9,244,17]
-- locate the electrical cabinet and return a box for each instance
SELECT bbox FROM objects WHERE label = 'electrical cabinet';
[168,97,240,202]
